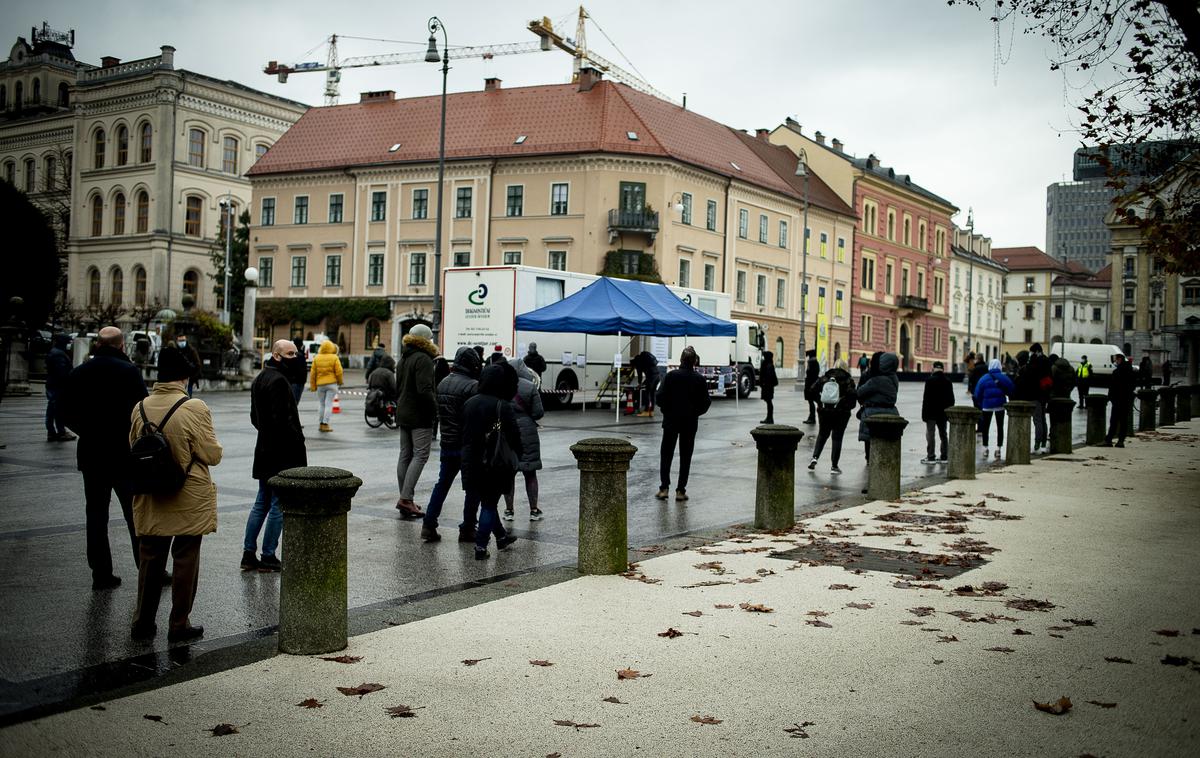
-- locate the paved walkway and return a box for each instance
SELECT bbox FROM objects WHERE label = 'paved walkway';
[2,418,1195,756]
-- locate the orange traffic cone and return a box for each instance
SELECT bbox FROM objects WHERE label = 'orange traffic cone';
[624,388,635,415]
[332,394,341,414]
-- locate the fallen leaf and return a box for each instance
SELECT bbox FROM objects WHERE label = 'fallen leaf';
[1006,598,1056,612]
[547,754,562,758]
[828,584,857,591]
[1154,629,1181,637]
[1104,656,1133,664]
[384,704,424,719]
[336,683,386,698]
[682,610,703,617]
[783,721,815,738]
[937,635,959,643]
[601,696,627,704]
[1162,655,1193,666]
[932,658,944,665]
[737,577,761,584]
[617,668,650,680]
[461,657,491,666]
[318,655,362,664]
[806,610,830,617]
[1064,618,1095,627]
[899,620,923,626]
[690,714,722,725]
[985,647,1015,653]
[693,561,727,573]
[1013,629,1033,636]
[739,603,774,613]
[296,698,324,709]
[553,719,600,730]
[658,628,684,639]
[1048,626,1074,632]
[713,604,734,609]
[530,660,554,667]
[208,723,239,736]
[805,619,833,628]
[680,580,734,589]
[1086,700,1117,709]
[143,714,166,725]
[908,606,936,617]
[756,568,776,576]
[846,602,874,610]
[1033,696,1072,715]
[1049,633,1065,639]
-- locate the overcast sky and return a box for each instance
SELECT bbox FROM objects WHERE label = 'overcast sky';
[4,0,1114,249]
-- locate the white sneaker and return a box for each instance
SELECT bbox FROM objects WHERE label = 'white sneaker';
[830,466,842,474]
[982,446,989,458]
[807,459,817,470]
[919,457,936,464]
[502,510,514,522]
[994,449,1001,460]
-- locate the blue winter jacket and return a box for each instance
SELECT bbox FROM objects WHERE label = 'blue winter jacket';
[973,368,1015,412]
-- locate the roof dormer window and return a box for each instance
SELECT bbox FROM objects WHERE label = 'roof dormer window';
[626,131,638,141]
[514,135,527,144]
[388,144,401,152]
[730,161,741,171]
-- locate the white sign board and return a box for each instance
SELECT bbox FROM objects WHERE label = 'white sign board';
[651,336,670,364]
[562,351,573,366]
[439,268,517,356]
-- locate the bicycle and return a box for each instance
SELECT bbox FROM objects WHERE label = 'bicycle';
[365,397,399,429]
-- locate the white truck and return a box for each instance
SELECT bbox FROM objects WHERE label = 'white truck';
[441,265,765,404]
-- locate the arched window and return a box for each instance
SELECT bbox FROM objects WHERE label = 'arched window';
[136,191,150,233]
[255,143,269,162]
[133,265,147,306]
[58,82,69,108]
[139,123,152,162]
[182,270,199,301]
[833,341,842,362]
[32,78,41,105]
[93,128,105,169]
[116,125,128,166]
[87,267,101,306]
[185,195,203,236]
[63,152,71,188]
[14,81,23,111]
[23,159,34,191]
[110,267,123,306]
[44,155,56,190]
[188,128,205,167]
[90,195,103,236]
[222,136,239,174]
[364,319,381,349]
[0,84,6,109]
[113,193,126,234]
[774,336,784,367]
[2,161,12,184]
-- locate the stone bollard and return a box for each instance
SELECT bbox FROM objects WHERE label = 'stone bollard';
[1086,394,1110,445]
[269,466,362,655]
[1159,387,1176,426]
[864,414,908,501]
[945,406,981,480]
[1048,397,1076,454]
[570,437,638,575]
[750,424,804,530]
[1136,389,1157,432]
[1191,385,1200,418]
[1177,386,1192,422]
[1003,400,1035,465]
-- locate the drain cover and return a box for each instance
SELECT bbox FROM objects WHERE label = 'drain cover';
[768,543,986,579]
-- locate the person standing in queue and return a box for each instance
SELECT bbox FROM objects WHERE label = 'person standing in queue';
[802,349,821,424]
[422,347,482,543]
[655,346,711,502]
[1075,355,1092,410]
[1105,353,1135,448]
[394,324,437,519]
[758,351,778,424]
[461,361,522,560]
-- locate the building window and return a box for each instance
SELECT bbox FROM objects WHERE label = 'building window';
[817,285,827,314]
[260,198,275,226]
[756,274,767,306]
[258,257,273,288]
[371,191,386,221]
[936,228,946,257]
[738,209,748,238]
[680,192,692,225]
[255,143,269,163]
[933,274,944,305]
[109,267,123,306]
[503,250,522,265]
[548,250,566,271]
[886,209,896,241]
[736,270,747,302]
[1054,303,1063,319]
[837,237,846,263]
[453,251,471,267]
[1024,303,1035,319]
[328,194,343,223]
[903,217,911,246]
[410,252,427,285]
[365,253,384,286]
[934,327,942,351]
[185,196,203,236]
[44,156,56,191]
[290,256,307,287]
[861,256,876,291]
[188,129,205,167]
[861,314,873,344]
[704,262,715,291]
[456,187,472,218]
[134,191,149,233]
[24,159,35,191]
[94,129,105,169]
[182,270,199,301]
[819,232,828,258]
[1024,276,1035,293]
[139,123,152,162]
[412,188,428,219]
[113,125,128,166]
[678,258,691,288]
[916,270,925,297]
[835,289,844,317]
[1024,328,1034,342]
[133,266,147,306]
[1182,285,1200,306]
[759,214,768,243]
[551,183,569,215]
[506,185,524,217]
[779,221,788,249]
[87,267,100,306]
[220,136,238,174]
[293,196,308,225]
[113,193,126,235]
[324,254,342,287]
[885,262,894,295]
[90,196,103,236]
[706,199,717,231]
[918,220,927,250]
[776,278,786,308]
[862,200,877,235]
[3,161,13,184]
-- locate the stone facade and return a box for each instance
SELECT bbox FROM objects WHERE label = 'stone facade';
[949,227,1006,368]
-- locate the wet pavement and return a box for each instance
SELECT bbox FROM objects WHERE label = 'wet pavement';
[0,377,1090,722]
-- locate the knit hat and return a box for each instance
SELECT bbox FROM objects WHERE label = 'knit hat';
[157,345,196,382]
[408,323,433,341]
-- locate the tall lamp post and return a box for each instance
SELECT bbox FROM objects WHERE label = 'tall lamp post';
[219,193,233,326]
[794,148,810,388]
[425,17,449,350]
[964,207,974,368]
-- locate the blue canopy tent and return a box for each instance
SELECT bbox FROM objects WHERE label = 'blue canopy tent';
[514,277,738,419]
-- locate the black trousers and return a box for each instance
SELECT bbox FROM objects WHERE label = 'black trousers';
[1107,400,1130,443]
[660,421,697,490]
[762,397,774,423]
[813,410,850,466]
[133,535,202,633]
[82,469,139,581]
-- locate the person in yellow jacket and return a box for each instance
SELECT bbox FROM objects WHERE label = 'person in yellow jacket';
[309,340,344,432]
[1075,355,1091,410]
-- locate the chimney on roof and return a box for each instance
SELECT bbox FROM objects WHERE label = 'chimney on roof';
[814,131,825,145]
[831,138,843,152]
[159,46,175,69]
[484,77,502,91]
[101,56,120,68]
[360,90,395,103]
[785,116,799,129]
[755,128,769,141]
[866,153,880,169]
[577,66,602,93]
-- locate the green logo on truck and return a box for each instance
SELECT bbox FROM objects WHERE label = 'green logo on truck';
[468,284,488,305]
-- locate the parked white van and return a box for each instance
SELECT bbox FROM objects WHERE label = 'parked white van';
[1051,342,1125,375]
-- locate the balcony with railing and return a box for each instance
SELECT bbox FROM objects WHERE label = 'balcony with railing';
[607,208,659,244]
[896,294,930,312]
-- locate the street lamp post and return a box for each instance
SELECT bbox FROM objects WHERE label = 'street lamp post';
[794,149,810,388]
[425,17,449,350]
[220,192,233,326]
[964,208,974,369]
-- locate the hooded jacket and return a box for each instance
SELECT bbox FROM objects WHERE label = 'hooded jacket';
[973,360,1016,412]
[308,341,343,390]
[251,357,307,480]
[511,360,545,471]
[758,353,779,401]
[461,363,523,493]
[922,368,956,422]
[1050,356,1076,398]
[436,346,482,450]
[397,333,438,428]
[367,354,398,400]
[819,367,857,415]
[857,352,899,442]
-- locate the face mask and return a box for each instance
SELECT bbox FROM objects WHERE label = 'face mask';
[177,338,187,348]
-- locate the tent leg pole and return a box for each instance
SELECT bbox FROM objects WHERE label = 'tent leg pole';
[616,331,621,424]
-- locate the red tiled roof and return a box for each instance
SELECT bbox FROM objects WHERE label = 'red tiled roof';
[733,132,856,218]
[1053,262,1113,289]
[1092,263,1112,282]
[248,80,805,200]
[993,246,1068,272]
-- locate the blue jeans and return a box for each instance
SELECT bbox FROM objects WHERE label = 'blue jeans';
[423,450,481,531]
[475,489,508,552]
[244,480,283,558]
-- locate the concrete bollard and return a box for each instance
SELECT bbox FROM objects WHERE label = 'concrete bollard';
[570,437,638,575]
[1003,400,1035,465]
[864,414,908,501]
[1177,386,1192,422]
[1191,385,1200,418]
[945,406,981,480]
[1136,389,1157,432]
[1086,394,1110,445]
[269,466,362,655]
[1159,387,1176,426]
[1048,397,1076,454]
[750,424,804,530]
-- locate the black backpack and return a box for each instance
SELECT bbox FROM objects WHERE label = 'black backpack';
[483,400,519,475]
[129,397,192,495]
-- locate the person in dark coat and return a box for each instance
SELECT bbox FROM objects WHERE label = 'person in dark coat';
[856,352,899,460]
[809,359,857,472]
[1026,343,1052,451]
[45,333,76,442]
[1162,359,1172,386]
[422,347,482,543]
[395,324,437,518]
[242,340,307,572]
[461,362,522,559]
[1137,356,1153,388]
[758,351,779,424]
[523,342,547,378]
[365,343,386,381]
[631,350,660,417]
[1050,354,1076,400]
[60,326,148,590]
[921,360,956,463]
[503,360,545,521]
[967,355,988,433]
[974,358,1016,459]
[803,349,821,424]
[1105,353,1135,447]
[284,338,307,404]
[655,346,711,501]
[367,354,398,403]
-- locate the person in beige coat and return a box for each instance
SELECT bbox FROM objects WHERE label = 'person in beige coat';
[128,345,223,643]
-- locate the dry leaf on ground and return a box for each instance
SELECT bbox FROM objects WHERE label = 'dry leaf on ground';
[682,610,703,617]
[713,604,734,609]
[691,715,722,725]
[296,699,324,709]
[1013,629,1034,635]
[336,683,386,698]
[143,715,166,724]
[828,584,857,590]
[1154,629,1180,637]
[384,704,424,718]
[1162,655,1194,666]
[937,635,959,643]
[1104,656,1133,664]
[208,723,239,736]
[846,602,874,610]
[1033,696,1072,715]
[805,619,833,628]
[739,602,774,613]
[985,647,1015,653]
[1086,701,1117,709]
[601,696,626,704]
[617,668,650,680]
[908,606,936,617]
[318,655,362,664]
[553,719,600,730]
[658,628,684,639]
[530,660,554,667]
[461,658,491,666]
[1006,598,1056,612]
[784,721,815,738]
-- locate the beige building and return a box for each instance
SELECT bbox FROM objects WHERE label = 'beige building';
[0,25,307,323]
[247,72,856,371]
[949,226,1007,368]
